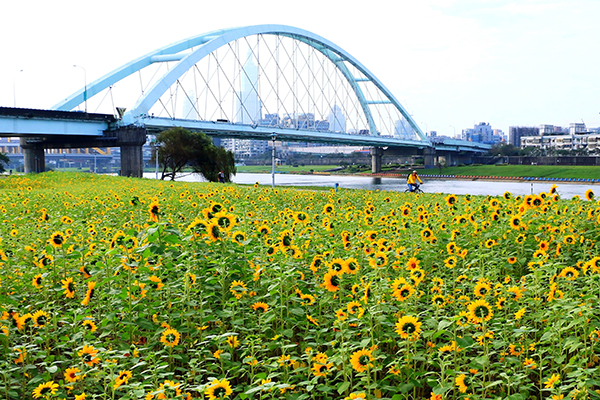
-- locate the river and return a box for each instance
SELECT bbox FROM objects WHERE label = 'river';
[145,172,596,198]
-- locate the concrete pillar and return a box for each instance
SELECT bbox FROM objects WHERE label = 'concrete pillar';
[20,137,45,173]
[370,147,383,173]
[116,126,147,177]
[423,147,436,169]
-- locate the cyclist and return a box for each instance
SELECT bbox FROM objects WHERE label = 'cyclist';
[407,170,423,192]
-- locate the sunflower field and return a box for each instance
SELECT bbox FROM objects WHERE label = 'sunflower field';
[1,172,600,400]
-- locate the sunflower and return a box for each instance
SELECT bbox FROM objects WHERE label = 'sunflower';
[257,224,271,236]
[509,216,522,230]
[32,381,59,399]
[231,231,246,245]
[349,348,375,373]
[279,230,293,247]
[330,258,345,272]
[114,370,132,389]
[81,281,96,306]
[251,302,269,313]
[558,266,579,280]
[64,367,81,383]
[473,282,491,297]
[344,258,360,275]
[406,257,420,270]
[61,277,76,298]
[369,252,388,268]
[345,393,367,400]
[445,194,457,207]
[392,284,414,302]
[444,256,457,269]
[49,231,65,248]
[346,301,365,318]
[206,222,222,242]
[32,274,43,289]
[32,310,49,328]
[507,286,524,300]
[148,200,160,223]
[322,203,335,214]
[148,276,164,290]
[395,315,422,340]
[226,335,239,348]
[160,328,181,347]
[467,299,493,324]
[484,239,497,248]
[420,227,433,240]
[323,270,341,292]
[82,319,97,333]
[78,345,100,366]
[432,294,445,307]
[312,361,334,377]
[585,189,594,201]
[229,280,248,299]
[205,378,233,399]
[187,218,209,237]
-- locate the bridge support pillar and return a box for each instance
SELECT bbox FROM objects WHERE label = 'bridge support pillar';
[370,147,383,173]
[116,126,147,178]
[20,137,45,173]
[423,147,436,169]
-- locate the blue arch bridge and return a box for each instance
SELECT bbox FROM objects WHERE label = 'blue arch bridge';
[0,25,489,176]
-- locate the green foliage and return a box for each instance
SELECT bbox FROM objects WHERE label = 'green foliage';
[156,127,236,182]
[0,152,9,173]
[1,172,599,398]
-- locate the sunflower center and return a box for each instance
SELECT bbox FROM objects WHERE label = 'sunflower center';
[474,305,490,318]
[330,275,340,287]
[403,322,416,333]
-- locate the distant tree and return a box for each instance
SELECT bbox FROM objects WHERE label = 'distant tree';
[192,145,236,183]
[0,153,9,173]
[155,127,236,182]
[489,143,519,157]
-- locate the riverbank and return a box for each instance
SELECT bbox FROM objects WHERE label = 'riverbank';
[237,164,600,182]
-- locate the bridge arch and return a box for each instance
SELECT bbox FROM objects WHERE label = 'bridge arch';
[53,25,429,144]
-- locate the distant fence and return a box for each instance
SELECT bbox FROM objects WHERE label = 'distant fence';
[370,172,600,183]
[473,156,600,166]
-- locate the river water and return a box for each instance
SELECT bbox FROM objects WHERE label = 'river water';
[145,172,596,198]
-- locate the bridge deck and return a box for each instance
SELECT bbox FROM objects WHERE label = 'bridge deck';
[0,107,115,137]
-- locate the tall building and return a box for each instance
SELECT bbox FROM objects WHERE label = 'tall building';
[394,119,414,139]
[237,53,262,124]
[462,122,493,143]
[508,126,539,147]
[328,104,346,133]
[224,52,267,157]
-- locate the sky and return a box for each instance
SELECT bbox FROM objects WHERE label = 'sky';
[1,0,599,138]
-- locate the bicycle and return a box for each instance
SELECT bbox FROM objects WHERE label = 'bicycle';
[404,184,424,194]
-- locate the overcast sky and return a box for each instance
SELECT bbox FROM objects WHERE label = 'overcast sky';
[1,0,598,137]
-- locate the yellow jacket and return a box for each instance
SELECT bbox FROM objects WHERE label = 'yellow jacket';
[407,173,423,185]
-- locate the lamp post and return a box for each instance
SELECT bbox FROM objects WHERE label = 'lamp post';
[73,65,87,113]
[271,133,277,188]
[153,141,161,180]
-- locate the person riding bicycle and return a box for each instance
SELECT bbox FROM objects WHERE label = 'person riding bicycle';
[407,170,423,192]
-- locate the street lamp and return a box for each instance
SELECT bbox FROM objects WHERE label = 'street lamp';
[271,133,277,188]
[73,65,87,113]
[153,141,161,180]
